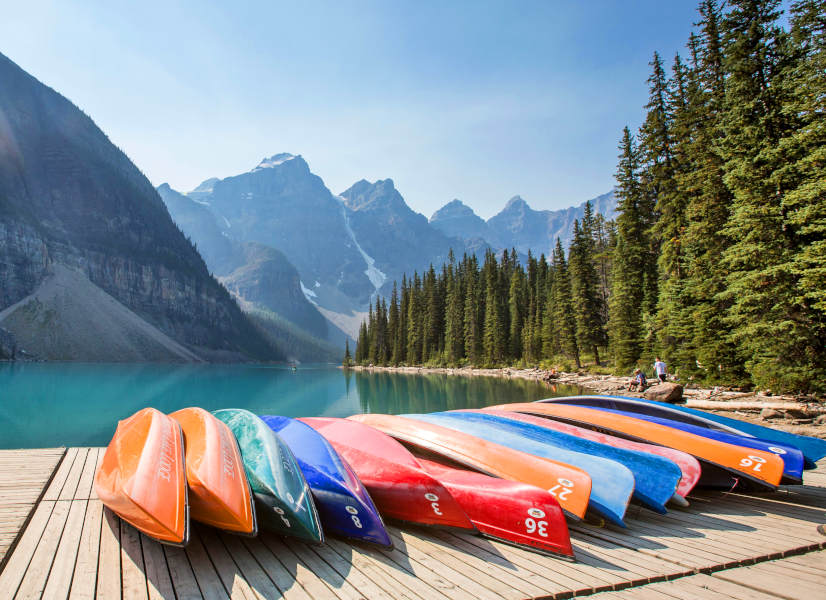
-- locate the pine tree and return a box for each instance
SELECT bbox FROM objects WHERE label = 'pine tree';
[482,251,505,365]
[463,257,482,364]
[569,206,607,364]
[719,0,811,390]
[550,239,580,368]
[609,127,646,370]
[444,259,465,364]
[343,339,352,367]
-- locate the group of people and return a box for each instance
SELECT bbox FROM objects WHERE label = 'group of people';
[628,358,667,391]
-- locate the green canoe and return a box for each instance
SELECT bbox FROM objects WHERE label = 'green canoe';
[213,409,323,543]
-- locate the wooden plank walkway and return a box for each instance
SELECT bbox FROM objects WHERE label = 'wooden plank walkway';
[0,449,823,599]
[0,449,65,566]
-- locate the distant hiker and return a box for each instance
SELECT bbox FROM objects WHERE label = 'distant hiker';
[628,368,647,391]
[654,358,667,383]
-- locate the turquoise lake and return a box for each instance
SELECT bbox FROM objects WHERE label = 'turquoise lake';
[0,363,583,449]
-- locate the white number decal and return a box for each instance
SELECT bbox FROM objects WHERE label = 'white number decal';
[273,506,290,527]
[739,455,767,472]
[548,477,575,501]
[345,505,363,528]
[352,515,363,528]
[768,446,786,455]
[525,517,549,537]
[425,492,442,515]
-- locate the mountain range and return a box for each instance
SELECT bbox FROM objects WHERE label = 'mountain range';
[0,52,616,361]
[160,156,616,341]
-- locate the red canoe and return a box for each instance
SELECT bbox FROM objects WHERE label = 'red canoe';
[169,407,257,535]
[349,414,592,520]
[479,408,701,500]
[95,408,189,546]
[417,457,574,559]
[300,417,474,530]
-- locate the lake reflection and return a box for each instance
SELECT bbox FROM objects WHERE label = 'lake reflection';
[0,363,582,448]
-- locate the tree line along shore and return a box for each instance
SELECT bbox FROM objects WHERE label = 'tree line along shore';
[348,0,826,396]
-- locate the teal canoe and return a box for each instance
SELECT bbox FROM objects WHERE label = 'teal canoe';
[213,409,323,543]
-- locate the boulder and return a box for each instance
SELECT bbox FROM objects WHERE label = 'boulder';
[644,382,684,403]
[760,408,783,420]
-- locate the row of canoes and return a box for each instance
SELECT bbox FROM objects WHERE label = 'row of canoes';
[94,395,826,561]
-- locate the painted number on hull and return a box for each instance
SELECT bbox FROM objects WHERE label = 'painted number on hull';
[548,478,575,501]
[739,455,767,472]
[273,506,291,528]
[425,492,442,515]
[525,507,549,537]
[346,505,363,528]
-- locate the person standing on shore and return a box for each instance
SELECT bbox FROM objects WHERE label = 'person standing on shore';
[654,357,667,383]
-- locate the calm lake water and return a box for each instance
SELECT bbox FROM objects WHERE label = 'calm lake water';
[0,363,583,449]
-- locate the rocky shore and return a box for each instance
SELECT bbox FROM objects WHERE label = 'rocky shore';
[346,364,826,439]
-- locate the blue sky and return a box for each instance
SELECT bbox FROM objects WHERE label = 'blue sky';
[2,1,700,218]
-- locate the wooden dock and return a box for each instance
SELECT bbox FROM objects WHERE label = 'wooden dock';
[0,447,823,599]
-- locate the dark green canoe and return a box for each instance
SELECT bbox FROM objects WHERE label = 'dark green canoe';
[213,409,323,543]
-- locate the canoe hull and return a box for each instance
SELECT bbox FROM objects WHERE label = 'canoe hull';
[262,415,392,548]
[417,456,574,559]
[95,407,189,546]
[213,409,323,543]
[169,407,257,535]
[300,417,475,531]
[481,408,701,499]
[587,407,804,484]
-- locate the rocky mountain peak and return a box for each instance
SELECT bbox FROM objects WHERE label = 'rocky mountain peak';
[502,195,530,213]
[253,153,298,171]
[430,199,476,221]
[340,178,404,212]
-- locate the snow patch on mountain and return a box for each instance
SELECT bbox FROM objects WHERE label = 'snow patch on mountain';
[300,280,318,303]
[253,153,296,171]
[339,199,387,293]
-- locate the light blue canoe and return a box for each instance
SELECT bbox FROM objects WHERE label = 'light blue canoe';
[451,410,681,513]
[540,395,826,470]
[404,412,635,527]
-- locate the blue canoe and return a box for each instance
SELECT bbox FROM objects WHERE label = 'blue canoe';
[451,410,682,513]
[580,407,805,484]
[405,412,634,527]
[261,415,393,548]
[540,396,823,471]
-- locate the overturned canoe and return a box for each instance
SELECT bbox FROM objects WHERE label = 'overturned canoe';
[262,415,392,548]
[539,395,826,469]
[213,409,323,543]
[406,412,633,526]
[586,408,804,485]
[348,413,592,521]
[481,408,701,500]
[169,407,256,535]
[303,417,573,559]
[446,410,681,514]
[300,417,475,531]
[496,403,785,490]
[417,456,574,560]
[95,407,189,546]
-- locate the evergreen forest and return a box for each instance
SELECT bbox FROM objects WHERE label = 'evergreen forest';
[352,0,826,394]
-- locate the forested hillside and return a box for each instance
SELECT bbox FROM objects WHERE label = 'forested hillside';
[353,0,826,394]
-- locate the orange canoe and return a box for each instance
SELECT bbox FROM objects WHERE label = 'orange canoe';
[95,408,189,546]
[349,414,592,519]
[490,403,784,489]
[170,407,257,535]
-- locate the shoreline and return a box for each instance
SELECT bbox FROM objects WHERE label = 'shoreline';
[345,364,826,439]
